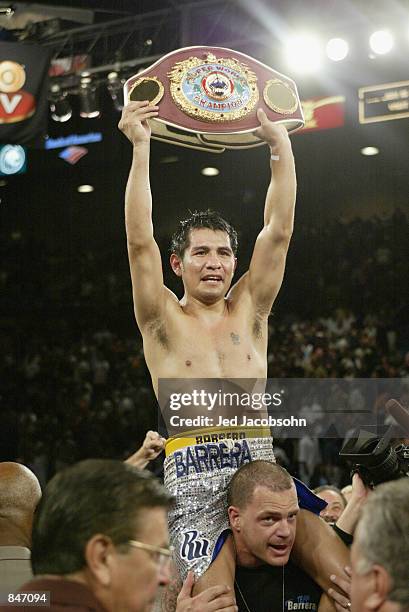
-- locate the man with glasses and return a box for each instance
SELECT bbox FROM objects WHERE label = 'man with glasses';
[328,478,409,612]
[2,460,237,612]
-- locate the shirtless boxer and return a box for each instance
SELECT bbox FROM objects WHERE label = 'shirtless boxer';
[119,100,348,611]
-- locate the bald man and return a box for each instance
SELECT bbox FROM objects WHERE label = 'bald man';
[314,485,347,525]
[0,462,41,591]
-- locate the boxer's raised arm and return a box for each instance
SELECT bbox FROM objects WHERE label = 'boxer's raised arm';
[119,101,167,330]
[247,109,296,314]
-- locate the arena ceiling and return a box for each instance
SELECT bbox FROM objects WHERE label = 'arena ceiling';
[0,0,408,253]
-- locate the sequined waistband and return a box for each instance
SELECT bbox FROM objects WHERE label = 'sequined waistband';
[165,426,271,457]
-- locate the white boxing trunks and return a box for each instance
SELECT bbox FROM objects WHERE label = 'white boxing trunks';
[164,427,275,580]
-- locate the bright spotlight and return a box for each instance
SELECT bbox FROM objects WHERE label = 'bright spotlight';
[77,184,94,193]
[202,167,219,176]
[361,146,379,156]
[326,38,349,61]
[369,30,394,55]
[285,34,323,74]
[201,167,219,176]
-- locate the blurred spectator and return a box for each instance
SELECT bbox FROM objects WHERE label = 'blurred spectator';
[314,485,347,524]
[4,460,173,612]
[1,211,407,481]
[349,479,409,612]
[328,478,409,612]
[0,462,41,591]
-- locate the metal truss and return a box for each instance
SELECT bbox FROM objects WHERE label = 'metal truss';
[41,0,270,88]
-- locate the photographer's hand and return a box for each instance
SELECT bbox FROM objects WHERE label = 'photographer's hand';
[336,473,370,536]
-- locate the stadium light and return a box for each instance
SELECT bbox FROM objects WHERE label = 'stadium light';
[49,84,72,122]
[369,30,394,55]
[326,38,349,61]
[284,34,323,74]
[201,167,219,176]
[361,146,379,156]
[77,184,94,193]
[79,77,100,119]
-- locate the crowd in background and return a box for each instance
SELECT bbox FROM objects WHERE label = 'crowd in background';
[1,210,408,484]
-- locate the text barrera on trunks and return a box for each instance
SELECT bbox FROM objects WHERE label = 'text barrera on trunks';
[123,46,305,153]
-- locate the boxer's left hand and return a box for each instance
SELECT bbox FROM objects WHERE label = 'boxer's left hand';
[253,108,290,152]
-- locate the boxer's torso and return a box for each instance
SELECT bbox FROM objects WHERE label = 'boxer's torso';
[142,292,268,397]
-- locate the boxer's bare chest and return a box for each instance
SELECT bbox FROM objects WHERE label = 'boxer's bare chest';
[143,306,268,394]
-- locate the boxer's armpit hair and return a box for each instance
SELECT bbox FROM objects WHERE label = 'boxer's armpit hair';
[146,319,170,349]
[252,317,263,339]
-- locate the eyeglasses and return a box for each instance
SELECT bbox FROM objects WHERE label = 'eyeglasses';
[128,540,174,570]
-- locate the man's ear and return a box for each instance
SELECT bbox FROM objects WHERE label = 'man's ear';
[233,257,237,273]
[84,534,113,587]
[365,564,391,611]
[228,506,241,532]
[170,253,183,277]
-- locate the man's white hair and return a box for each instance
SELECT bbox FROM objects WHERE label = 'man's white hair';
[354,478,409,607]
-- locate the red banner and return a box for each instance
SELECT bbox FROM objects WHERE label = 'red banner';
[299,96,345,133]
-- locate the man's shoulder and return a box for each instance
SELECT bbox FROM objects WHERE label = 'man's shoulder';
[0,546,30,560]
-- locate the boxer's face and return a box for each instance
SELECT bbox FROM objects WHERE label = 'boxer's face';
[171,228,237,303]
[232,484,298,566]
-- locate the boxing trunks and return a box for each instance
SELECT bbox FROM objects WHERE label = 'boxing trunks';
[164,427,325,579]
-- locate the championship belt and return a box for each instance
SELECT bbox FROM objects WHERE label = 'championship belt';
[123,46,304,153]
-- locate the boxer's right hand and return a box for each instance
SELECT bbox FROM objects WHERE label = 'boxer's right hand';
[118,100,159,146]
[176,572,238,612]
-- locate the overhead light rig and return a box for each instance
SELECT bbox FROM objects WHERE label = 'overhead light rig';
[3,1,406,121]
[38,0,256,121]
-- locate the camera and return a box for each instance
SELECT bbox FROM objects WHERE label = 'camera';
[339,427,409,487]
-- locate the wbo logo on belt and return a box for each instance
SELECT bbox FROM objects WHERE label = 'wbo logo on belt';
[168,53,258,122]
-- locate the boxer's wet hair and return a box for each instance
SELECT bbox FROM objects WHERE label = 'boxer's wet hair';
[170,209,238,258]
[227,460,293,509]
